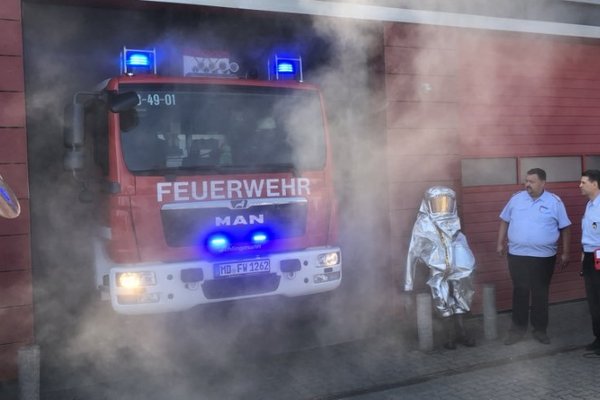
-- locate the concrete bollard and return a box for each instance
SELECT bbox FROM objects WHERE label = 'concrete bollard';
[416,293,433,351]
[483,284,498,341]
[18,344,40,400]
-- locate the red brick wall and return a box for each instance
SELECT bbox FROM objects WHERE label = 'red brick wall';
[0,0,33,381]
[385,23,597,312]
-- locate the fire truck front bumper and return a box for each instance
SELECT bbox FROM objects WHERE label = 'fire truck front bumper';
[108,247,341,315]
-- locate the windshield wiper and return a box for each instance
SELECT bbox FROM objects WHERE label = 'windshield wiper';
[255,163,299,177]
[132,163,301,177]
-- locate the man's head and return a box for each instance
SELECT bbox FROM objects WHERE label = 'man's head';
[580,169,600,200]
[525,168,546,199]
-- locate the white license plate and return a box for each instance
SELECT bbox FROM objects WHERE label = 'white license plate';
[214,259,271,278]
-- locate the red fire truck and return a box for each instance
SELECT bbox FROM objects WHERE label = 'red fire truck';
[63,48,342,315]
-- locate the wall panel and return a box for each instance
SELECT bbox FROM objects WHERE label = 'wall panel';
[0,56,23,91]
[0,128,26,163]
[0,235,31,271]
[0,0,32,383]
[0,20,22,56]
[385,24,597,314]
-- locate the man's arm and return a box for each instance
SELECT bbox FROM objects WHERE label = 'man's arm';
[559,226,571,270]
[496,220,509,256]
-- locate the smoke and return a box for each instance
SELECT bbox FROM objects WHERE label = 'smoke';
[19,3,393,396]
[303,15,394,335]
[19,0,594,398]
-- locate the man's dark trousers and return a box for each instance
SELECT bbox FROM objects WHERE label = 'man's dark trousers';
[508,254,556,334]
[583,253,600,340]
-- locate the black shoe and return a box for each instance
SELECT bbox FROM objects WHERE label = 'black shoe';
[462,336,476,347]
[443,316,457,350]
[457,334,476,347]
[585,338,600,351]
[504,332,523,345]
[532,331,551,345]
[453,314,476,347]
[443,340,457,350]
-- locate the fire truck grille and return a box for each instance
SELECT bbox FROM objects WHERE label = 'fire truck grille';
[202,273,281,299]
[160,200,308,247]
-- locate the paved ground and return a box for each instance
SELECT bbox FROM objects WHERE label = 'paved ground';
[1,299,598,400]
[345,349,600,400]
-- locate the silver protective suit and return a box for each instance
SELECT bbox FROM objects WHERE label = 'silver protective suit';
[405,186,475,317]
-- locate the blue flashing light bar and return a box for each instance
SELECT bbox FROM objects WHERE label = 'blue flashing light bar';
[268,55,303,82]
[120,47,157,75]
[128,53,151,67]
[277,62,295,74]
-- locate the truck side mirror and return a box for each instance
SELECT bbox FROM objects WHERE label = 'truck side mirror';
[63,101,86,171]
[109,91,139,113]
[63,147,85,171]
[63,102,85,148]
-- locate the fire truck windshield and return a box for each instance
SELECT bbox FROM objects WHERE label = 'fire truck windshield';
[119,83,326,175]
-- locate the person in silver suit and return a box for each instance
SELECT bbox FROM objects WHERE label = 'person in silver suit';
[405,186,476,349]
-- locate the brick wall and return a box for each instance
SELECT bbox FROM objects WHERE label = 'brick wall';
[0,0,33,381]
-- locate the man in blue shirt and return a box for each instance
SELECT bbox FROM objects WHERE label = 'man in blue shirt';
[497,168,571,345]
[579,169,600,353]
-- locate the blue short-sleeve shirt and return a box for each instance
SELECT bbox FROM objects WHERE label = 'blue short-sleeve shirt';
[582,195,600,252]
[499,190,571,257]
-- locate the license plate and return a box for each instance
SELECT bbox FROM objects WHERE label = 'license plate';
[214,259,271,278]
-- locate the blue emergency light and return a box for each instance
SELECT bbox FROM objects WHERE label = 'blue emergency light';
[128,53,151,67]
[268,55,303,82]
[251,231,269,245]
[120,47,157,75]
[277,61,295,74]
[206,233,230,253]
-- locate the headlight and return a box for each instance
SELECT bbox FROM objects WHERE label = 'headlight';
[116,271,157,288]
[317,251,340,267]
